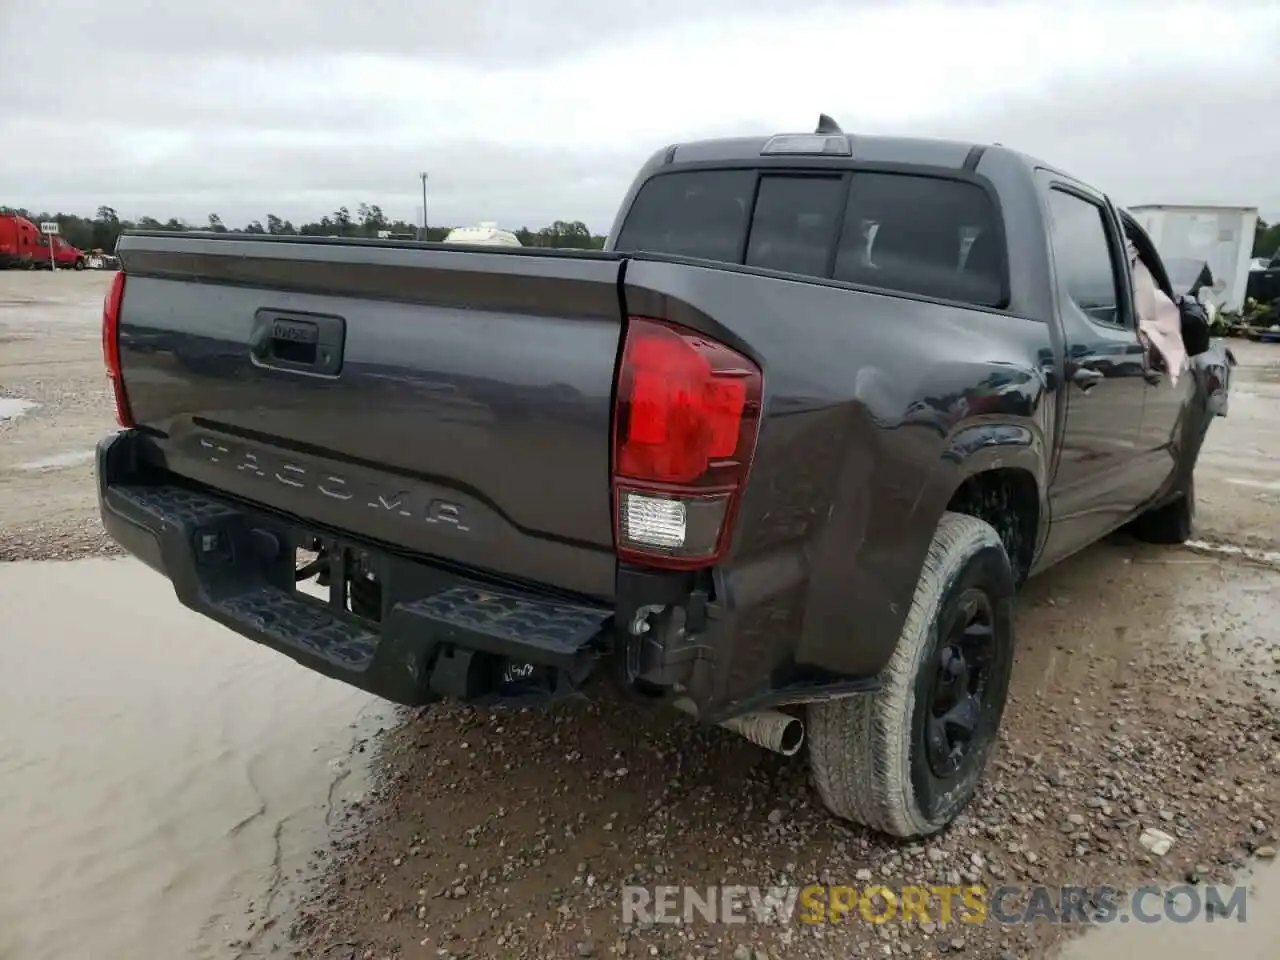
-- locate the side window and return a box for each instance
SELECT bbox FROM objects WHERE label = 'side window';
[1045,188,1126,327]
[744,175,844,278]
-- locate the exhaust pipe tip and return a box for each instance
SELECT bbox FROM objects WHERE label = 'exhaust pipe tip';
[773,715,805,756]
[671,699,806,756]
[718,708,806,756]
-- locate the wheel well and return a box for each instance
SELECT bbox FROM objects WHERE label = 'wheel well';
[946,468,1039,583]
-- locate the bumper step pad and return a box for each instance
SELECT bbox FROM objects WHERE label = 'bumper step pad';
[100,480,611,706]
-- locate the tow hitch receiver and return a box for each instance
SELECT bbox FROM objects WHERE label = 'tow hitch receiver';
[391,585,609,707]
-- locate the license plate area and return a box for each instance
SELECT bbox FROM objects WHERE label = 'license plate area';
[275,523,609,706]
[294,534,385,623]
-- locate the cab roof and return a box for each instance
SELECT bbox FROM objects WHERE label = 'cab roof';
[659,114,1040,173]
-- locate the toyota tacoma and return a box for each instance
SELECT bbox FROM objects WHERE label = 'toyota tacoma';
[95,117,1233,838]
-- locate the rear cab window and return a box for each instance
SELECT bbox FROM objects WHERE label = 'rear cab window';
[746,176,844,277]
[610,169,754,263]
[613,167,1007,308]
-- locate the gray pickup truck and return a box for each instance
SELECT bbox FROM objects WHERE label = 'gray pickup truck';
[96,117,1233,839]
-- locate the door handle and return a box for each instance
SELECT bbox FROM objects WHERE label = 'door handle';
[1071,366,1104,392]
[249,310,345,376]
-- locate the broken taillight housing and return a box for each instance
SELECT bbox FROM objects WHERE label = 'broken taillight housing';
[101,270,134,427]
[611,317,763,569]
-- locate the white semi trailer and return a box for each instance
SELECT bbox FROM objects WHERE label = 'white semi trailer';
[1128,204,1259,314]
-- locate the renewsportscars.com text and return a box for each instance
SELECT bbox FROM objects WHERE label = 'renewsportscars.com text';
[621,884,1249,926]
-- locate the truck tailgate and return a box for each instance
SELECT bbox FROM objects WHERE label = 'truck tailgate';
[114,234,624,599]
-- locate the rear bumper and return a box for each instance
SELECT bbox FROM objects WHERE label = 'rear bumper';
[96,429,612,707]
[97,429,881,720]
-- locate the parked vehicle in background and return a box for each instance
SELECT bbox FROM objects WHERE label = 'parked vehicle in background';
[83,250,122,270]
[1128,204,1259,313]
[442,221,522,246]
[1246,253,1280,307]
[34,234,87,270]
[97,117,1233,839]
[0,214,42,268]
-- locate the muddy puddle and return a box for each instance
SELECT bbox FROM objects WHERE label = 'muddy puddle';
[0,398,38,422]
[16,449,96,472]
[1055,862,1280,959]
[1014,538,1280,704]
[0,557,394,960]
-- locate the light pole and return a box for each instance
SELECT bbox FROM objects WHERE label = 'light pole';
[419,171,429,240]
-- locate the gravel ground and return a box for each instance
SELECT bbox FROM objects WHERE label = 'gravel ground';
[0,270,121,561]
[3,270,1278,959]
[285,547,1279,960]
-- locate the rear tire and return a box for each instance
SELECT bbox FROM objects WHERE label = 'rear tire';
[1129,476,1194,545]
[807,512,1016,838]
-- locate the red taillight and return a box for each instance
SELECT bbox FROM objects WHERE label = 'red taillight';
[612,317,763,569]
[101,271,134,428]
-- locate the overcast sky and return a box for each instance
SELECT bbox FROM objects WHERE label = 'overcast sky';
[2,0,1277,232]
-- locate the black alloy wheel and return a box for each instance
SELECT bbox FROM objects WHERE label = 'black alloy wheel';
[922,588,997,779]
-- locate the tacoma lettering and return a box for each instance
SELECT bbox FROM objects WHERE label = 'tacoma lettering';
[193,433,470,532]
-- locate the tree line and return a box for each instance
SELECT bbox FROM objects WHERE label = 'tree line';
[3,202,1278,261]
[0,204,607,252]
[1254,219,1280,260]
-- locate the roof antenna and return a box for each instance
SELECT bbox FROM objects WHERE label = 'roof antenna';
[815,113,843,135]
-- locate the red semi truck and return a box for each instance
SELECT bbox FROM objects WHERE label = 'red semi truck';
[0,214,42,269]
[0,215,87,269]
[0,213,87,267]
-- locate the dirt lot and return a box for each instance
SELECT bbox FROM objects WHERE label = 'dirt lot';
[0,270,118,560]
[2,270,1278,959]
